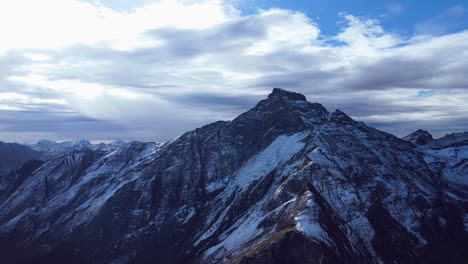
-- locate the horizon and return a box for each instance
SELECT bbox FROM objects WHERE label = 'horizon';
[1,0,467,143]
[1,88,465,144]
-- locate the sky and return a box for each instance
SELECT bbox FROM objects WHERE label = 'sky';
[1,0,468,143]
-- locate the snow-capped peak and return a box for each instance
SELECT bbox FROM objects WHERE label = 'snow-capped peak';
[402,129,433,146]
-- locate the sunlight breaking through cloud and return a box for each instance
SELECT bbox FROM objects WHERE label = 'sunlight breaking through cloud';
[0,0,467,142]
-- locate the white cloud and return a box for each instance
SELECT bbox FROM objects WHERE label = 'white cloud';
[0,0,467,142]
[335,14,401,51]
[0,0,238,52]
[245,9,320,55]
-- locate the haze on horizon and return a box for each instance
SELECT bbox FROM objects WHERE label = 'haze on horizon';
[1,0,467,143]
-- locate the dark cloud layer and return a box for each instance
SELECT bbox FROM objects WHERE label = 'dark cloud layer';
[0,3,467,142]
[0,110,126,142]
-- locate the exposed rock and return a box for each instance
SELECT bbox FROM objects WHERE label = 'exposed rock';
[0,89,467,264]
[403,129,433,146]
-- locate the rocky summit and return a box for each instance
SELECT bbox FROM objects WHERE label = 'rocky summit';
[0,88,467,264]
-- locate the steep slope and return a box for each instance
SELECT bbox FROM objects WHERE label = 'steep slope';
[403,130,468,193]
[0,141,43,175]
[0,160,44,203]
[1,88,467,264]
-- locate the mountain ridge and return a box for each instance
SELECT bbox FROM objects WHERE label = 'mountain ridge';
[0,88,467,264]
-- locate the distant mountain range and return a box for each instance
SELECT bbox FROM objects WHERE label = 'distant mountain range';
[0,88,467,264]
[29,139,128,159]
[0,141,43,175]
[0,139,129,173]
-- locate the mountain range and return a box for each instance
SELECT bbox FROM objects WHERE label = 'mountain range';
[0,88,467,263]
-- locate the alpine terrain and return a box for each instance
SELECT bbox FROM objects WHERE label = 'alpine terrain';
[0,88,467,264]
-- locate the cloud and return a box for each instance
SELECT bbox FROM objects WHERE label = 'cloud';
[0,0,238,52]
[0,1,467,142]
[0,110,125,143]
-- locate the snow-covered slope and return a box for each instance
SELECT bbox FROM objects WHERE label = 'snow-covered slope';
[1,88,467,264]
[403,130,468,192]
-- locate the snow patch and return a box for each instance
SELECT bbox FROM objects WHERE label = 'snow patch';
[195,205,232,246]
[294,192,329,243]
[348,214,377,257]
[174,206,196,224]
[425,146,468,185]
[233,131,307,190]
[205,207,265,257]
[307,148,334,166]
[295,216,326,240]
[206,180,224,192]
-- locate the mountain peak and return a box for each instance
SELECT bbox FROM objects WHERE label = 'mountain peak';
[76,139,91,147]
[268,88,306,101]
[402,129,433,146]
[330,109,355,124]
[415,129,430,134]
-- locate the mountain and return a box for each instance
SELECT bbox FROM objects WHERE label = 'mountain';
[425,132,468,150]
[403,130,468,192]
[30,139,127,159]
[402,129,433,146]
[30,139,93,159]
[0,141,43,175]
[1,88,467,264]
[93,139,128,152]
[0,160,45,204]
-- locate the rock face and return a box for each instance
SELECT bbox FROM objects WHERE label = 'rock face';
[1,88,468,264]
